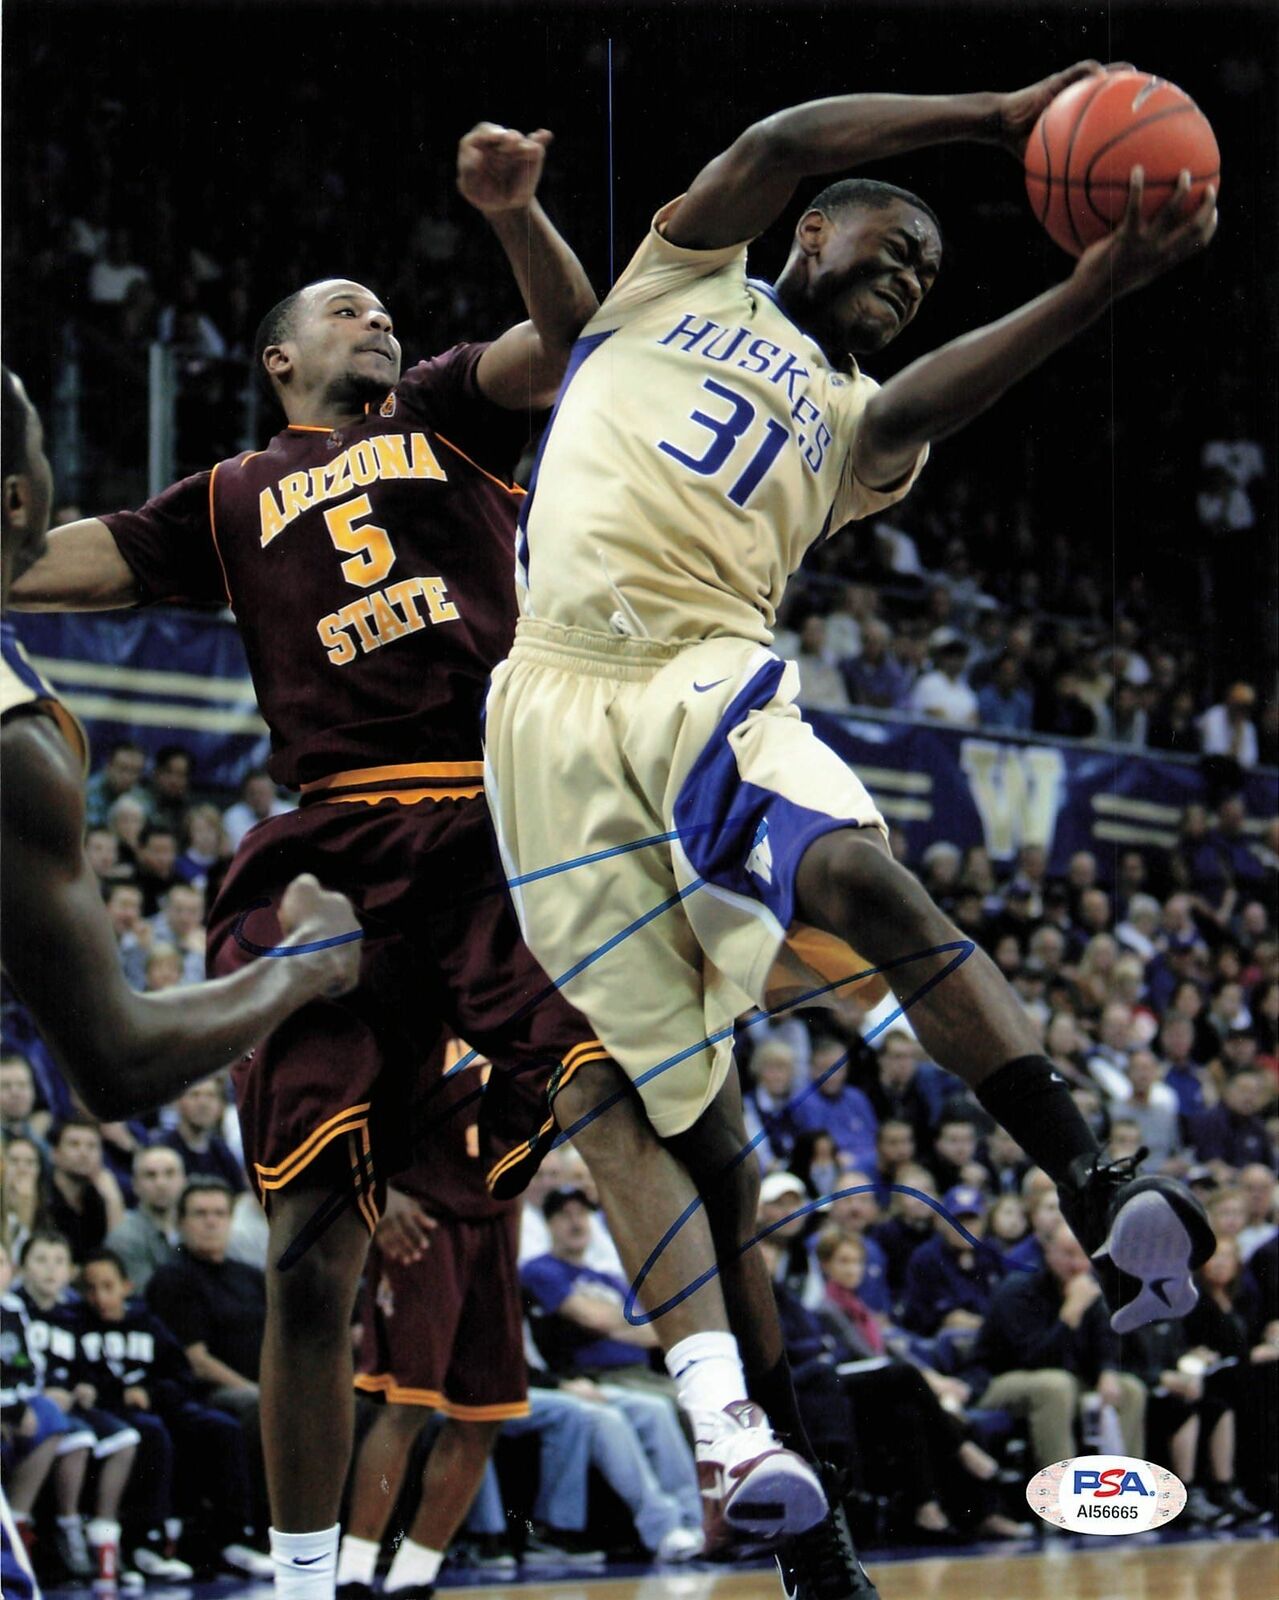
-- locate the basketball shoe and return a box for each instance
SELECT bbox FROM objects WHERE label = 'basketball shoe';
[776,1469,880,1600]
[696,1400,827,1540]
[1060,1149,1216,1334]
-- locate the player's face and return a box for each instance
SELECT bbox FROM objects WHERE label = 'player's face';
[805,201,942,357]
[283,280,402,408]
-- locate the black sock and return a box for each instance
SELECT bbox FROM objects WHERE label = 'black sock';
[975,1055,1099,1187]
[748,1355,821,1467]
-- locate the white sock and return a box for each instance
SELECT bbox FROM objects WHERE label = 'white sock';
[57,1514,83,1531]
[385,1538,443,1591]
[335,1534,380,1588]
[665,1331,748,1416]
[269,1525,339,1600]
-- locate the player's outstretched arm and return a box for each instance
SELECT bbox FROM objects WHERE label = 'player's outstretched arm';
[1,714,361,1118]
[852,169,1218,489]
[662,62,1106,250]
[10,518,139,611]
[457,123,599,410]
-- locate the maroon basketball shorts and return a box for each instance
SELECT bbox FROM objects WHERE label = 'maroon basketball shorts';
[354,1207,527,1418]
[206,790,610,1227]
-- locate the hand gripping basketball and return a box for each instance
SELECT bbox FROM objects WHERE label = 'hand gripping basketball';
[1073,166,1218,299]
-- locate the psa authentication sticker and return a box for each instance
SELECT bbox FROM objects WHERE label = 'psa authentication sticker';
[1026,1455,1187,1535]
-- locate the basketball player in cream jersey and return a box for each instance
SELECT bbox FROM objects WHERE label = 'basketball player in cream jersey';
[484,67,1218,1599]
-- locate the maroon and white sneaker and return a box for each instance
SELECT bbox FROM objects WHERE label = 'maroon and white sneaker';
[695,1400,826,1541]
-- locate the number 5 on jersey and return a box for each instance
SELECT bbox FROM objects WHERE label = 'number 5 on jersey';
[325,495,394,587]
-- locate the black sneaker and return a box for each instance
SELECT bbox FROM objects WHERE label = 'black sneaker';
[1182,1485,1222,1527]
[1060,1150,1216,1333]
[777,1470,880,1600]
[1210,1484,1272,1529]
[522,1526,607,1568]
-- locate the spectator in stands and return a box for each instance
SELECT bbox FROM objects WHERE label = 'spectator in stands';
[76,1249,274,1578]
[985,1126,1032,1195]
[106,796,148,875]
[1237,1164,1278,1261]
[1109,680,1149,748]
[144,747,194,839]
[822,583,876,663]
[132,823,182,916]
[928,1116,981,1195]
[84,740,148,829]
[975,651,1033,733]
[864,1031,933,1149]
[987,1194,1030,1255]
[87,227,150,307]
[899,1185,1002,1337]
[840,619,911,711]
[0,1055,51,1150]
[793,1038,878,1173]
[84,825,131,888]
[969,1221,1146,1468]
[869,1163,937,1298]
[1035,667,1098,739]
[221,769,293,852]
[757,1170,825,1311]
[815,1171,890,1316]
[146,1178,264,1433]
[1207,978,1252,1048]
[909,635,978,726]
[1,1135,51,1261]
[0,1239,99,1575]
[1003,1186,1062,1276]
[872,1118,917,1206]
[159,1077,245,1192]
[1199,682,1260,768]
[15,1230,143,1580]
[1108,1049,1182,1173]
[1213,797,1267,894]
[46,1120,125,1262]
[1115,892,1162,964]
[743,1037,802,1171]
[794,616,851,713]
[104,1145,183,1292]
[1159,1014,1210,1121]
[520,1188,701,1526]
[147,884,206,985]
[175,803,229,892]
[1148,685,1200,755]
[1191,1071,1273,1179]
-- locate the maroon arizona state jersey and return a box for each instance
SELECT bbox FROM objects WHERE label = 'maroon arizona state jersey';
[103,345,529,789]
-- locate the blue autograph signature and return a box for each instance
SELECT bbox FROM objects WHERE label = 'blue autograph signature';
[235,822,987,1303]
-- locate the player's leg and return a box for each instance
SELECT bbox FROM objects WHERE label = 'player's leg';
[261,1181,369,1535]
[390,1418,503,1594]
[794,826,1214,1329]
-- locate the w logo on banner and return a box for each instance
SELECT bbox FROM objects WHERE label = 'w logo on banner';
[960,740,1065,860]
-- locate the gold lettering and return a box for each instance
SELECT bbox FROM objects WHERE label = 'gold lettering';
[348,440,378,486]
[325,453,352,499]
[259,486,287,546]
[340,597,379,651]
[369,588,408,645]
[279,471,312,522]
[409,433,447,480]
[419,576,460,624]
[316,611,355,666]
[371,435,412,479]
[386,578,428,630]
[308,464,328,504]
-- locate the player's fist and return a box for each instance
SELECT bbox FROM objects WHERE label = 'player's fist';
[278,873,362,998]
[458,122,553,215]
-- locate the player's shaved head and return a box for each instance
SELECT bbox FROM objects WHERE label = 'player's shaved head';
[809,178,941,237]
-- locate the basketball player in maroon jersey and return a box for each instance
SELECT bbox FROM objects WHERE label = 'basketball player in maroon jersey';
[13,125,613,1599]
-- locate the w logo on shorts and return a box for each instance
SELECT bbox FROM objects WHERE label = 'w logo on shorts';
[745,820,774,885]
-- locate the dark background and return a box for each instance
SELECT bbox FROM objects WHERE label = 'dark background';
[4,0,1276,685]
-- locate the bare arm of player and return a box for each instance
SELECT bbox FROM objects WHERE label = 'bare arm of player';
[661,62,1107,249]
[457,123,599,410]
[852,169,1218,488]
[10,518,140,610]
[1,714,362,1119]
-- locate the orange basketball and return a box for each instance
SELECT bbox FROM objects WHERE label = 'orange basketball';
[1025,69,1220,257]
